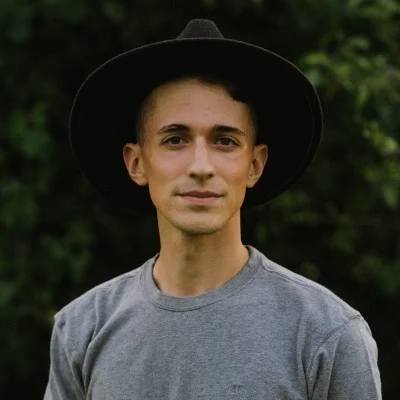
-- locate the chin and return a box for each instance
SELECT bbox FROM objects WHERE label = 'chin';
[179,224,222,236]
[170,212,227,236]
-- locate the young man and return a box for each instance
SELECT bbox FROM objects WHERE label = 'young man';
[44,19,382,399]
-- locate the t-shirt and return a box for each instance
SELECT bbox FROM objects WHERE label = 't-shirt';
[43,244,382,399]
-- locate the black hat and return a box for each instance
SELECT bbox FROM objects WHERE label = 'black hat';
[69,19,323,215]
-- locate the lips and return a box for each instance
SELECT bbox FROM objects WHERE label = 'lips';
[179,191,223,198]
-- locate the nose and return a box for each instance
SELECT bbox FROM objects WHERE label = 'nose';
[187,138,215,180]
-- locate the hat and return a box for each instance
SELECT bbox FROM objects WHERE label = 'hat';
[69,18,323,215]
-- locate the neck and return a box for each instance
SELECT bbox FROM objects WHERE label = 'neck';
[153,211,249,298]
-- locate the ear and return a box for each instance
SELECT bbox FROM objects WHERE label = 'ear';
[122,143,148,186]
[246,144,268,188]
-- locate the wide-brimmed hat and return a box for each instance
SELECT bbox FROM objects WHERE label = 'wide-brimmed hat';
[69,18,323,215]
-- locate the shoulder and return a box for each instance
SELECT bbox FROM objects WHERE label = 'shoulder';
[254,250,378,367]
[55,266,142,319]
[251,249,381,396]
[253,249,363,335]
[51,257,152,350]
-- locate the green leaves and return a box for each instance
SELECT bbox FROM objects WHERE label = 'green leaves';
[5,103,51,161]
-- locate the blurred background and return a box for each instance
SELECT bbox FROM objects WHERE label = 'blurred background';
[1,0,399,398]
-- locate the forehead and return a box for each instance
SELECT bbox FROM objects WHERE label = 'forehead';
[141,78,255,129]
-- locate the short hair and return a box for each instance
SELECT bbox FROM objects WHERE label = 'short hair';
[134,72,259,147]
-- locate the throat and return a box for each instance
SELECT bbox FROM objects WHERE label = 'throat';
[152,244,249,298]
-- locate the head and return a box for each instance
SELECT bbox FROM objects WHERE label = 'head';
[122,73,268,236]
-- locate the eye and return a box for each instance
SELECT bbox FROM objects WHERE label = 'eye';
[162,136,238,146]
[163,136,184,145]
[216,136,238,146]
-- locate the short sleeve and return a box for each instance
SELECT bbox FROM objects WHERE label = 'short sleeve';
[43,314,85,400]
[307,315,382,400]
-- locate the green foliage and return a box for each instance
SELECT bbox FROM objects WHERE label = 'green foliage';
[1,0,399,397]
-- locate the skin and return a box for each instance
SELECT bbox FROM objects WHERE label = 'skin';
[123,78,268,298]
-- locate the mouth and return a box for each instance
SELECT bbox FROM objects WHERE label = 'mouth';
[179,194,223,205]
[179,191,223,198]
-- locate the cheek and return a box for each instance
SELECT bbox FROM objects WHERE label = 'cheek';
[152,153,185,179]
[145,152,184,196]
[216,155,250,183]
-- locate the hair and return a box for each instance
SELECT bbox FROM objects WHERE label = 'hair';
[133,72,260,147]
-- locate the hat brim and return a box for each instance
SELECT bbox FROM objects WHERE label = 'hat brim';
[69,38,323,214]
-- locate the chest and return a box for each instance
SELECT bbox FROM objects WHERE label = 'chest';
[83,307,309,399]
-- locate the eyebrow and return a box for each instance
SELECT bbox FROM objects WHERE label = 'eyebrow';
[157,124,246,136]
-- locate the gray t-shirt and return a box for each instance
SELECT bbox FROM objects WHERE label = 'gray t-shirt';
[44,245,382,399]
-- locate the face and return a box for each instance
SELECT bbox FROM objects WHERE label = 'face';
[123,78,268,235]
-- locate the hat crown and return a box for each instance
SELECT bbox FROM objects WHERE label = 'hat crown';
[177,18,224,39]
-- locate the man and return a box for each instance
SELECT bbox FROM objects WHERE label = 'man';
[44,19,382,399]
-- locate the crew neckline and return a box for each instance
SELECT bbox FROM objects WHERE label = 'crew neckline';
[140,244,262,311]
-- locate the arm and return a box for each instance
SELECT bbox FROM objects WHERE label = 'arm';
[43,315,85,400]
[307,315,382,400]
